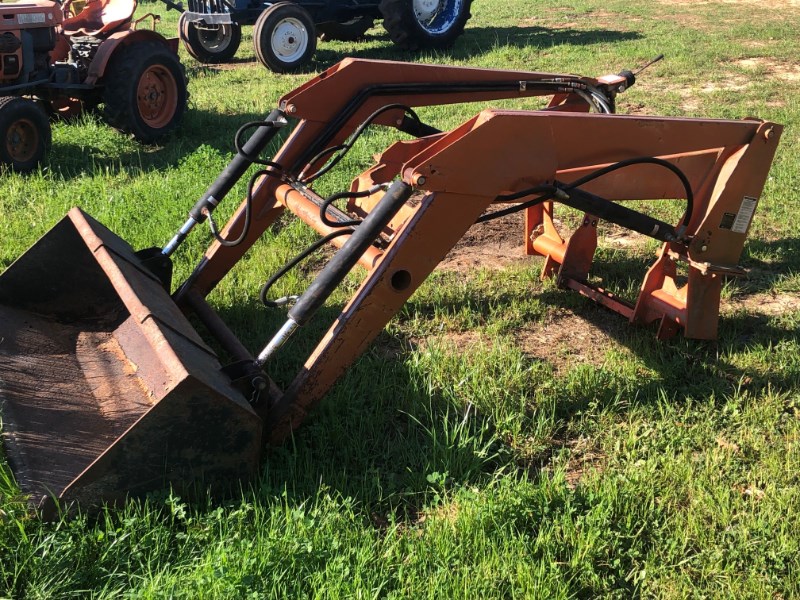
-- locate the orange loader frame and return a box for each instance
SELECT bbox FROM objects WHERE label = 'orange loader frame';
[0,58,782,508]
[171,59,780,441]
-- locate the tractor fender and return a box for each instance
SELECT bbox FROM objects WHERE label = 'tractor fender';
[85,30,179,85]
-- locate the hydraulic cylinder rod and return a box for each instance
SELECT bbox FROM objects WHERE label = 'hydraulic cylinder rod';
[255,180,413,365]
[162,109,288,257]
[555,185,681,242]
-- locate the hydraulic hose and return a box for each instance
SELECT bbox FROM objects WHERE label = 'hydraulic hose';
[162,109,287,257]
[255,180,413,365]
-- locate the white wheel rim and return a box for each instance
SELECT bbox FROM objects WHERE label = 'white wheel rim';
[271,17,308,63]
[198,25,232,52]
[412,0,463,34]
[414,0,441,23]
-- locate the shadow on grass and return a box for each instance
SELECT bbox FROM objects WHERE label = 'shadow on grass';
[313,24,643,69]
[201,229,798,516]
[205,298,503,517]
[46,108,295,180]
[735,236,800,294]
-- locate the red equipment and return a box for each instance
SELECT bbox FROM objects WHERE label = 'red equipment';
[0,59,781,511]
[0,0,187,171]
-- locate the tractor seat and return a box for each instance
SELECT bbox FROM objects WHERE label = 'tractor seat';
[61,0,137,36]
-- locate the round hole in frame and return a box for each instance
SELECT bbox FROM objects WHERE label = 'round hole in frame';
[390,269,412,291]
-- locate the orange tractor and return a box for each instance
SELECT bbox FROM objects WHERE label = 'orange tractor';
[0,58,781,511]
[0,0,187,172]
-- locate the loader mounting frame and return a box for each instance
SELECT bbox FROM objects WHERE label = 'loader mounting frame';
[0,58,782,509]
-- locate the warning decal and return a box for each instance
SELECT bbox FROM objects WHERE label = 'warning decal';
[731,196,758,234]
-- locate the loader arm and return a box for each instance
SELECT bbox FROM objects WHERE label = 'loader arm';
[0,59,781,508]
[173,58,613,298]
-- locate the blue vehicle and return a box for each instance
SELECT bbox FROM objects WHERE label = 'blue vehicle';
[176,0,474,72]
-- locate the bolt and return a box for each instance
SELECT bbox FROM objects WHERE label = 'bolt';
[700,244,708,252]
[764,127,774,140]
[412,173,427,186]
[287,104,297,114]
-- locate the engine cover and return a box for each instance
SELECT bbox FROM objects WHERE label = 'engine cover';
[0,0,63,82]
[0,0,64,30]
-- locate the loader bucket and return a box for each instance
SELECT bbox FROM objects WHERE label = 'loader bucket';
[0,208,262,511]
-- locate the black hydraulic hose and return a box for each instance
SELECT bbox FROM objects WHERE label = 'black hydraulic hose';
[288,181,413,326]
[301,103,423,184]
[477,185,558,223]
[553,185,679,242]
[320,188,376,228]
[254,181,414,365]
[162,109,287,257]
[234,120,286,170]
[565,156,694,228]
[259,229,354,307]
[397,114,442,138]
[188,108,286,224]
[200,116,288,248]
[290,79,593,174]
[259,184,390,307]
[206,168,270,247]
[474,157,694,236]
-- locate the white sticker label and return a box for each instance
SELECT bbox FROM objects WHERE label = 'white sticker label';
[18,12,46,24]
[731,196,757,234]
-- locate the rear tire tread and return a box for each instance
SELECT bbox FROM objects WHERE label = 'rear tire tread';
[379,0,472,51]
[101,41,188,143]
[179,15,242,63]
[0,96,51,173]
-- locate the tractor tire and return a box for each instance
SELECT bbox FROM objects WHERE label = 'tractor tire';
[102,41,188,143]
[253,2,316,73]
[317,16,374,41]
[179,13,242,63]
[379,0,472,51]
[0,96,51,173]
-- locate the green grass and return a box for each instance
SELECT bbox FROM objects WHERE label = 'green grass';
[2,0,800,597]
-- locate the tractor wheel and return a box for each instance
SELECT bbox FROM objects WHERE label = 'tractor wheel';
[102,41,188,143]
[317,16,374,41]
[253,2,316,73]
[0,96,51,173]
[379,0,472,50]
[179,13,242,63]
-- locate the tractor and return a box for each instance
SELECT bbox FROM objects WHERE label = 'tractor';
[176,0,473,72]
[0,0,188,172]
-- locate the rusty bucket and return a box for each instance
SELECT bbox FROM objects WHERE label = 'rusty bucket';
[0,208,262,510]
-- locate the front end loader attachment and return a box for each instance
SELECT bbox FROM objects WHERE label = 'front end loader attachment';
[0,209,261,510]
[0,59,783,509]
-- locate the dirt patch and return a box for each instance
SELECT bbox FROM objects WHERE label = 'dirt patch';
[417,500,460,526]
[414,307,632,377]
[736,57,800,83]
[563,436,606,489]
[438,210,529,272]
[602,223,649,248]
[725,292,800,316]
[675,57,800,112]
[659,0,800,6]
[678,75,751,112]
[415,330,487,355]
[513,308,632,376]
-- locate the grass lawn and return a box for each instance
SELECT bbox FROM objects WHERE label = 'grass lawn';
[1,0,799,597]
